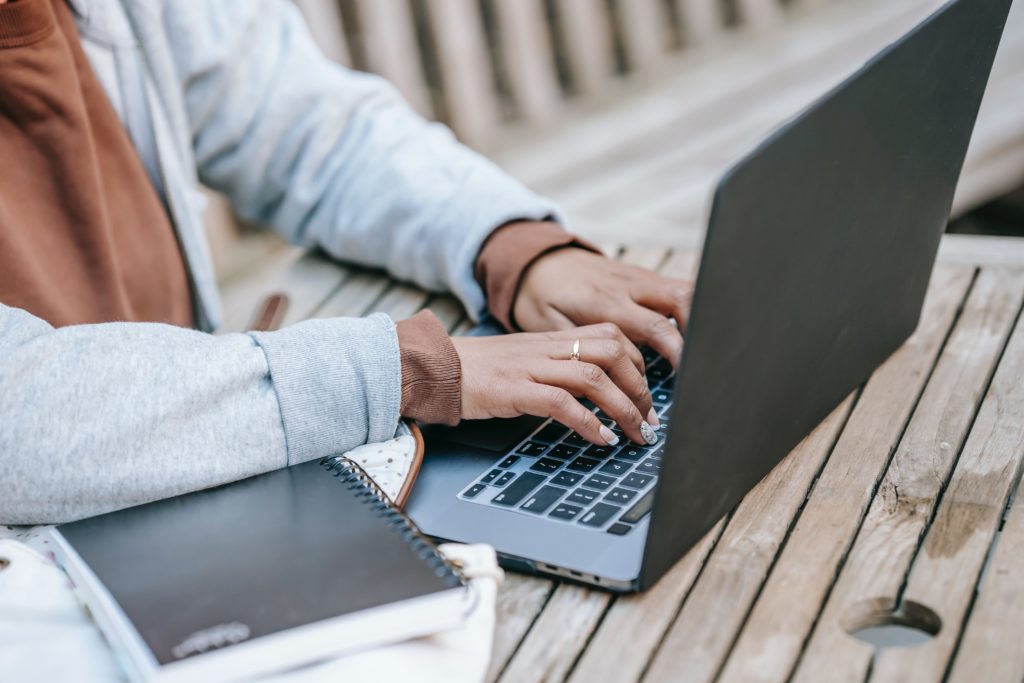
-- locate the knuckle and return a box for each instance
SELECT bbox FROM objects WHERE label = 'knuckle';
[580,363,605,386]
[646,315,675,338]
[670,286,693,306]
[546,387,571,411]
[595,322,621,339]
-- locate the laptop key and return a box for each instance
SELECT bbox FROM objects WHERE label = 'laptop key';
[498,455,520,468]
[549,503,584,521]
[463,483,486,499]
[566,456,600,473]
[520,486,566,514]
[579,502,622,528]
[549,444,580,460]
[599,459,632,476]
[516,441,547,457]
[615,445,648,462]
[568,489,599,506]
[620,489,655,523]
[585,444,616,459]
[491,472,546,506]
[529,457,563,474]
[651,389,671,406]
[534,422,570,443]
[494,471,516,487]
[636,458,661,475]
[621,472,654,489]
[552,471,583,487]
[564,432,590,448]
[646,359,672,382]
[605,487,637,505]
[607,522,633,536]
[480,469,502,484]
[582,474,616,491]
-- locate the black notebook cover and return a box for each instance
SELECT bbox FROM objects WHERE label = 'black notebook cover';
[54,459,464,674]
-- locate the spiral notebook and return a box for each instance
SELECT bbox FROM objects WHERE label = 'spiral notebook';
[47,458,474,683]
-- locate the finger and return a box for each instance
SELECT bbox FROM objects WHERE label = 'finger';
[613,302,685,368]
[510,382,613,446]
[540,337,653,421]
[532,360,650,445]
[633,280,695,334]
[542,322,645,375]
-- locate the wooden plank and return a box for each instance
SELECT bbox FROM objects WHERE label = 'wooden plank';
[566,520,726,683]
[424,294,468,330]
[355,0,433,116]
[869,272,1024,681]
[714,265,973,683]
[947,460,1024,682]
[493,0,563,126]
[311,268,392,319]
[674,0,723,44]
[791,267,1024,683]
[554,0,616,95]
[218,249,351,332]
[496,583,612,683]
[486,575,556,683]
[427,0,502,148]
[643,397,854,683]
[293,0,352,65]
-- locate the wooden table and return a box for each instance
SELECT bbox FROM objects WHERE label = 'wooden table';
[221,233,1024,683]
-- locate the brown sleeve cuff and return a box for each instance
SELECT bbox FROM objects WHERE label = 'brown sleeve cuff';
[474,220,602,331]
[396,309,462,426]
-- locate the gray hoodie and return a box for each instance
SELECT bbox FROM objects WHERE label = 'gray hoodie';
[0,0,560,524]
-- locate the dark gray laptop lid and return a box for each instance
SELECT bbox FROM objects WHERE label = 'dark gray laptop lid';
[640,0,1013,589]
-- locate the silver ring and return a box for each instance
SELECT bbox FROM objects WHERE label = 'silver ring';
[570,339,581,361]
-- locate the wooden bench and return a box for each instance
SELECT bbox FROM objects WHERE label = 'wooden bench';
[211,0,1024,277]
[218,233,1024,683]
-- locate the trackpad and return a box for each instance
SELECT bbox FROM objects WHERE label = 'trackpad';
[424,415,544,452]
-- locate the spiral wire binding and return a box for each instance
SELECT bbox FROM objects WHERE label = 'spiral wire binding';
[321,456,467,587]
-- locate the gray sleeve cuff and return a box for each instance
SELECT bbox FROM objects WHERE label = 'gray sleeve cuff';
[248,313,402,464]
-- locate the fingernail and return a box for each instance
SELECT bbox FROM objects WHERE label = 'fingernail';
[640,422,658,446]
[600,425,620,446]
[647,407,660,427]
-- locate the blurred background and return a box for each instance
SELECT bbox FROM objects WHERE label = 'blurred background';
[209,0,1024,283]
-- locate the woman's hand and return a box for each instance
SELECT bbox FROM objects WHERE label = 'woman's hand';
[513,248,694,367]
[452,324,659,446]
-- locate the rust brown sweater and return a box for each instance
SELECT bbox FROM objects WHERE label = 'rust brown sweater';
[0,0,193,327]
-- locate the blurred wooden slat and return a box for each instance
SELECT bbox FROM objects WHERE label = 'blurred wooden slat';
[355,0,433,115]
[294,0,352,65]
[486,576,556,683]
[674,0,723,43]
[735,0,785,30]
[555,0,616,94]
[493,0,562,125]
[791,268,1024,683]
[613,0,668,71]
[427,0,502,148]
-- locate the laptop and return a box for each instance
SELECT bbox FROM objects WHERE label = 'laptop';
[406,0,1014,592]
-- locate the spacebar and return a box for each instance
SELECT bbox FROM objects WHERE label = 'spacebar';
[620,489,655,524]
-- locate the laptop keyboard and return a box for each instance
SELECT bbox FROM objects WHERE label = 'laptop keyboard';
[459,349,673,535]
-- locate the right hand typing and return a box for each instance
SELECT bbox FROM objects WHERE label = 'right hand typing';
[452,323,659,447]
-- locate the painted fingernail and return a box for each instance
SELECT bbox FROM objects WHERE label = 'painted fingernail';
[646,407,660,427]
[640,422,658,445]
[600,425,620,446]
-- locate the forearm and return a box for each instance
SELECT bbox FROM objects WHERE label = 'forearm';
[0,306,401,524]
